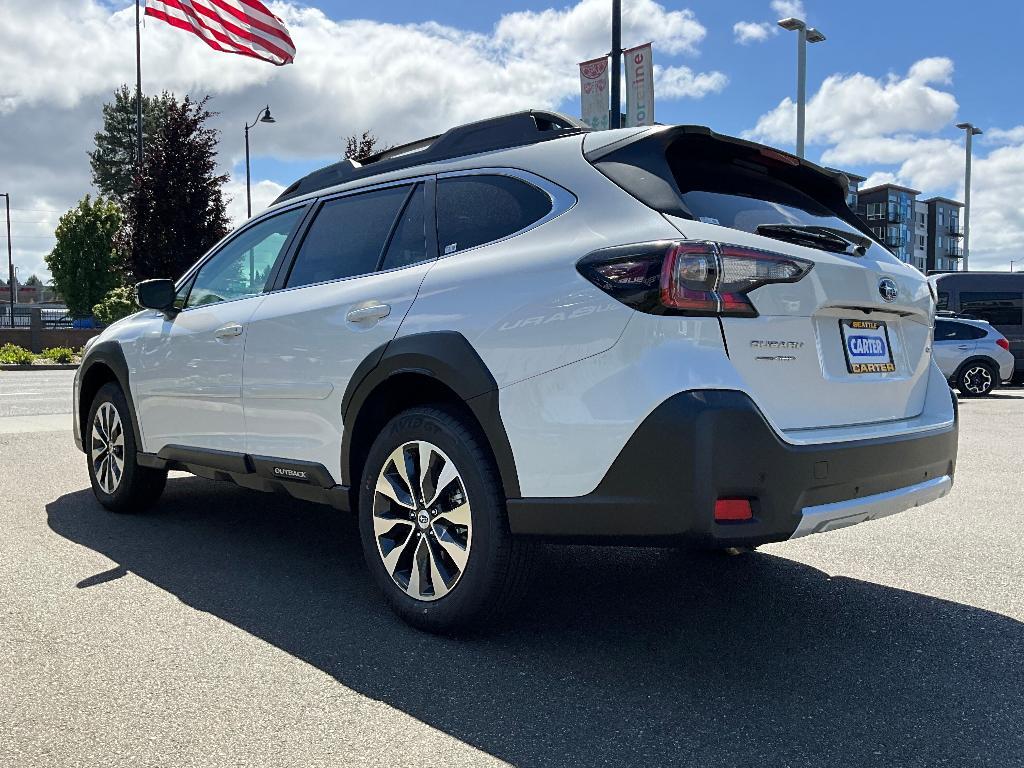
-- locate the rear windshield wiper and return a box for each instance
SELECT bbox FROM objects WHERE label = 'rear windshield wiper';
[755,223,871,256]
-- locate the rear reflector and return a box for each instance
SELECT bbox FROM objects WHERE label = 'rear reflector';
[997,338,1010,352]
[714,498,753,522]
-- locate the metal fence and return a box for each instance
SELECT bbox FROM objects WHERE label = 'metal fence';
[0,307,74,329]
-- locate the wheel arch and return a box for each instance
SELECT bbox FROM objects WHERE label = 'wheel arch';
[953,355,1001,383]
[78,341,143,450]
[340,331,520,504]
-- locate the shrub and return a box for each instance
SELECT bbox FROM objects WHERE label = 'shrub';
[42,347,76,364]
[0,344,35,366]
[92,285,138,326]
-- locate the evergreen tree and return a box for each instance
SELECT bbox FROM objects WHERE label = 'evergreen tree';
[121,95,230,281]
[344,130,389,161]
[45,196,123,318]
[89,85,174,202]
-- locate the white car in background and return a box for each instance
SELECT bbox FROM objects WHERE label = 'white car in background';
[932,314,1015,396]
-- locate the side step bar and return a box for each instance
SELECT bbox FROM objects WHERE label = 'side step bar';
[138,446,352,511]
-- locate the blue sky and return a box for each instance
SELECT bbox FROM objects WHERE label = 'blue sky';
[241,0,1021,186]
[5,0,1023,278]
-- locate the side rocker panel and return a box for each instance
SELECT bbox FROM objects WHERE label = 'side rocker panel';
[340,331,521,499]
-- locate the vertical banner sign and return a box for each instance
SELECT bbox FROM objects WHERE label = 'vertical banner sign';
[624,42,654,128]
[579,57,610,130]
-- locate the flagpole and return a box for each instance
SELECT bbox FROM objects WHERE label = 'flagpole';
[136,0,144,172]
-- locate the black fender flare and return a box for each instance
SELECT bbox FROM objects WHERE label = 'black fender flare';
[340,331,521,499]
[77,341,143,449]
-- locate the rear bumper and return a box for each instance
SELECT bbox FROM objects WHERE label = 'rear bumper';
[507,389,958,546]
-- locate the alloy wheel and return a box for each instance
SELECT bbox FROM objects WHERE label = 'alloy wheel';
[963,365,993,395]
[91,402,126,495]
[372,440,472,602]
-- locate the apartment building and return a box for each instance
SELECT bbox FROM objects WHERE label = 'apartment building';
[858,183,922,269]
[844,179,963,273]
[922,197,963,273]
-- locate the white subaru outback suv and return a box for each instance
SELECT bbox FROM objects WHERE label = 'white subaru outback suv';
[75,111,958,632]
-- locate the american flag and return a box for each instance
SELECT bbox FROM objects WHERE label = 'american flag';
[144,0,296,66]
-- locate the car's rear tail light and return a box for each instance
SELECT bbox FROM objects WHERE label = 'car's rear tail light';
[578,240,813,317]
[714,498,754,522]
[997,337,1010,352]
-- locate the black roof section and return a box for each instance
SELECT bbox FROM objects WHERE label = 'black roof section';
[273,109,589,205]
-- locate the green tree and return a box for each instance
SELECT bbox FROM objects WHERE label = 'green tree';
[45,196,123,318]
[344,130,390,161]
[89,85,174,202]
[92,285,138,325]
[24,274,43,287]
[120,95,230,282]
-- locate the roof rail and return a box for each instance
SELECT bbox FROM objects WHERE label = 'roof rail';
[273,109,588,205]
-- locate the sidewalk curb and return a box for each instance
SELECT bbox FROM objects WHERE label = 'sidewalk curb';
[0,364,79,371]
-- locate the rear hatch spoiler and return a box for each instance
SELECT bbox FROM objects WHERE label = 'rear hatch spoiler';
[584,125,876,242]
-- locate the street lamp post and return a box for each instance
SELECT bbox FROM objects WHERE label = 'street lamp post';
[778,17,826,159]
[956,122,982,273]
[244,106,276,219]
[1,193,12,327]
[609,0,622,129]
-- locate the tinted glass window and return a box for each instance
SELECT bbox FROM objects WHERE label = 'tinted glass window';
[287,186,409,288]
[934,320,985,341]
[436,175,552,254]
[936,291,949,311]
[380,184,430,271]
[186,208,303,309]
[960,291,1023,327]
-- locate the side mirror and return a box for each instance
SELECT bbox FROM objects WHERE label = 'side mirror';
[136,279,177,313]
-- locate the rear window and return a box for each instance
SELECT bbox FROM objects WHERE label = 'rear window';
[589,130,868,243]
[436,175,551,254]
[934,320,987,341]
[959,291,1023,327]
[671,156,854,236]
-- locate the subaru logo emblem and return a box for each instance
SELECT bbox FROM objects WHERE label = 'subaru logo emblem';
[878,278,898,303]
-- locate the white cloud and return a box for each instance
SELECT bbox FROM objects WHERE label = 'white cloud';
[746,55,1024,270]
[732,21,776,45]
[983,126,1024,145]
[654,66,728,99]
[770,0,806,18]
[1,0,724,281]
[746,58,958,146]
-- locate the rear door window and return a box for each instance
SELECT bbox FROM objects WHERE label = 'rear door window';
[935,321,985,341]
[959,291,1023,327]
[380,184,429,271]
[436,175,552,254]
[287,186,409,288]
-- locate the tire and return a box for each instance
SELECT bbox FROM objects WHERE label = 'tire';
[956,361,997,397]
[358,405,533,633]
[86,382,167,513]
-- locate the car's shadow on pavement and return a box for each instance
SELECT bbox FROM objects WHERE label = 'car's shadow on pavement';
[47,477,1023,768]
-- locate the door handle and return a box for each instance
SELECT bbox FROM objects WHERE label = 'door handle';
[214,323,244,339]
[346,304,391,323]
[957,344,970,350]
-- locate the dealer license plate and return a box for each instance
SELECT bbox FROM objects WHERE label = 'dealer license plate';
[839,319,896,374]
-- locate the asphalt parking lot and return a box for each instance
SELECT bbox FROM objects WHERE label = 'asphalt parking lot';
[1,371,1022,767]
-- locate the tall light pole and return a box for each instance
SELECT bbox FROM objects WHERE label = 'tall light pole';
[244,106,276,219]
[778,17,826,159]
[1,193,12,327]
[609,0,622,129]
[956,122,982,272]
